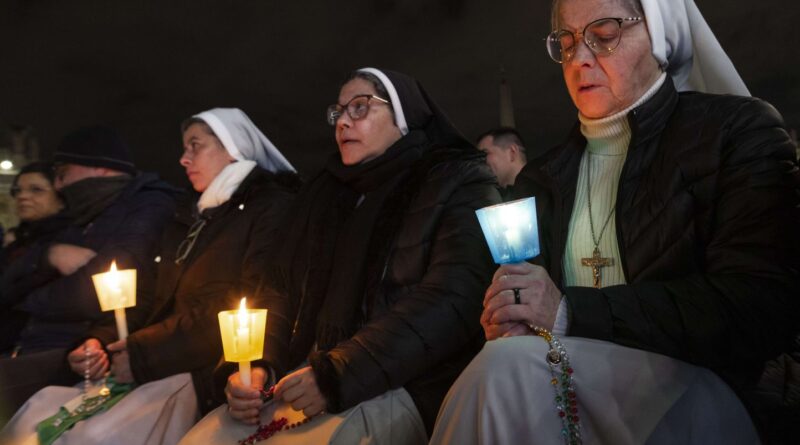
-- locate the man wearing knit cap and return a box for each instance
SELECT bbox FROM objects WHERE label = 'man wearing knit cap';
[0,126,177,418]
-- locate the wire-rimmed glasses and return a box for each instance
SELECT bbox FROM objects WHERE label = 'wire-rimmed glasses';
[326,94,390,126]
[546,17,643,63]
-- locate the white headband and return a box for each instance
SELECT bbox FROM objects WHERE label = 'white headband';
[357,67,409,135]
[193,108,296,174]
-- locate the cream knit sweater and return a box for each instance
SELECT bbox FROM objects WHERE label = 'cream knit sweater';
[562,73,666,289]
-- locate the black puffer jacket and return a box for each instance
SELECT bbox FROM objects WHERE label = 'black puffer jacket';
[247,148,500,433]
[91,168,299,413]
[0,215,72,352]
[512,77,800,389]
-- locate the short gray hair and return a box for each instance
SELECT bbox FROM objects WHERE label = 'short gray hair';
[550,0,644,30]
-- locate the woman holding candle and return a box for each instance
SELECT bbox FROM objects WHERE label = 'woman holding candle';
[180,68,501,444]
[431,0,800,443]
[1,108,299,444]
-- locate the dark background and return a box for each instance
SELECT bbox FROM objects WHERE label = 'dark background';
[2,0,798,186]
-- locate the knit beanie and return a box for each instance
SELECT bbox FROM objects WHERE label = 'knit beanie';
[53,126,137,175]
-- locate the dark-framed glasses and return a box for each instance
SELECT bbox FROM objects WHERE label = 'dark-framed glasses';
[546,16,643,63]
[326,94,390,126]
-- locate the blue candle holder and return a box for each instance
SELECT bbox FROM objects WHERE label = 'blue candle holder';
[475,197,540,264]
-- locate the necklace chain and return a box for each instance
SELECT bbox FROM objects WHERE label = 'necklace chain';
[586,157,615,248]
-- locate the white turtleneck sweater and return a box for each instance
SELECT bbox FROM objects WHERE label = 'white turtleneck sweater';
[553,72,666,333]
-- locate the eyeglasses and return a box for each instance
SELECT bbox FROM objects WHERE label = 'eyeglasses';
[10,185,54,197]
[546,16,643,63]
[326,94,390,126]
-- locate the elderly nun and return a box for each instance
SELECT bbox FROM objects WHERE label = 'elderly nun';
[431,0,799,444]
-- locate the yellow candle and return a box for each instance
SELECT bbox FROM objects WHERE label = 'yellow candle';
[91,261,137,340]
[218,297,267,388]
[235,298,250,356]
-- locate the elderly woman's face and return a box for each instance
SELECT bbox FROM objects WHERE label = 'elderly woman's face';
[335,78,402,166]
[13,172,63,222]
[180,123,235,192]
[559,0,661,118]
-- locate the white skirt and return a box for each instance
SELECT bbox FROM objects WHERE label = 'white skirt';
[179,387,427,445]
[430,336,760,445]
[0,373,199,445]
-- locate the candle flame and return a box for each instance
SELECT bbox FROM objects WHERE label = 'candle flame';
[237,297,248,327]
[107,260,121,292]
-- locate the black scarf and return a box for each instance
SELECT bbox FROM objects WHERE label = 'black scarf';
[279,69,476,357]
[60,175,132,226]
[283,131,426,351]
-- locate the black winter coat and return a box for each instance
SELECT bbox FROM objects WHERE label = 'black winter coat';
[14,173,177,352]
[512,77,800,390]
[244,148,501,434]
[0,215,72,353]
[97,168,299,413]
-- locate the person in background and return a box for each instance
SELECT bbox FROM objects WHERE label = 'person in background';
[180,68,500,445]
[476,127,527,193]
[0,126,177,422]
[0,162,67,355]
[431,0,799,443]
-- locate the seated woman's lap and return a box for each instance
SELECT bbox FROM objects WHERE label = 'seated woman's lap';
[430,336,758,445]
[179,387,427,445]
[0,373,198,445]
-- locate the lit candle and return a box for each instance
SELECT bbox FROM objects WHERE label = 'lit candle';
[218,298,267,388]
[91,261,137,340]
[236,298,251,384]
[476,197,540,264]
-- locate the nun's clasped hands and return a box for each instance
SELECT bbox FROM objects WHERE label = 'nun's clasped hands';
[481,262,562,340]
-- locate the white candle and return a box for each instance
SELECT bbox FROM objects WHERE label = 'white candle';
[218,298,267,390]
[236,298,252,386]
[91,261,136,340]
[108,263,128,339]
[114,308,129,340]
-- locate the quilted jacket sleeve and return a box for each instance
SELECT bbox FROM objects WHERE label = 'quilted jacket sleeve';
[309,160,501,412]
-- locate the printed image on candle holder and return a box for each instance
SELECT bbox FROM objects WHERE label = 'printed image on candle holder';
[475,197,540,264]
[91,261,137,340]
[218,298,267,386]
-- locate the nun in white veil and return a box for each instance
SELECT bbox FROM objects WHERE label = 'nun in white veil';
[431,0,798,444]
[0,108,299,445]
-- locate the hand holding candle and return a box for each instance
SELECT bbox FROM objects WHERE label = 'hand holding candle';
[218,297,267,387]
[91,261,137,340]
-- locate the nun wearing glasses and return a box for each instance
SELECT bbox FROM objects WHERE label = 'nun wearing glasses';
[179,68,500,444]
[1,108,300,445]
[431,0,799,444]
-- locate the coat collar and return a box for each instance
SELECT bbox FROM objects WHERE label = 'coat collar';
[532,75,679,197]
